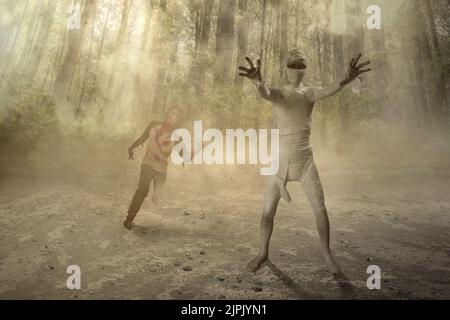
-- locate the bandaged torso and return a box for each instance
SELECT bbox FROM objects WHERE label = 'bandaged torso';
[274,87,313,146]
[268,86,316,200]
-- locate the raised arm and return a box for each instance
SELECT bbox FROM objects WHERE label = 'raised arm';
[312,54,371,102]
[238,57,280,103]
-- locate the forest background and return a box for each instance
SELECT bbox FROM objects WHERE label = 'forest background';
[0,0,449,170]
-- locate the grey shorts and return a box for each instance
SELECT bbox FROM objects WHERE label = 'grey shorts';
[275,148,322,202]
[286,148,315,182]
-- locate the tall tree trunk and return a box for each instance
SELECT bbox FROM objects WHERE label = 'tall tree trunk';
[49,17,67,97]
[53,0,96,106]
[270,0,288,86]
[232,0,249,127]
[159,36,180,113]
[0,2,27,95]
[214,0,237,86]
[76,2,98,117]
[1,0,30,73]
[15,0,43,69]
[416,0,441,128]
[400,1,431,131]
[259,0,267,65]
[271,0,281,87]
[188,3,202,82]
[96,1,112,63]
[321,43,333,83]
[279,0,288,70]
[132,0,155,113]
[106,0,132,94]
[315,27,324,82]
[24,0,58,85]
[318,2,333,147]
[294,0,299,48]
[369,27,388,96]
[411,37,431,130]
[234,0,249,88]
[253,0,268,129]
[423,0,449,121]
[0,0,17,56]
[413,0,435,123]
[333,34,345,80]
[367,1,390,128]
[150,0,175,116]
[315,26,325,146]
[189,0,214,95]
[87,0,112,116]
[190,0,215,97]
[40,19,65,94]
[193,5,202,53]
[340,0,364,142]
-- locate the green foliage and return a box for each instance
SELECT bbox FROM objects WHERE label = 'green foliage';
[0,86,60,153]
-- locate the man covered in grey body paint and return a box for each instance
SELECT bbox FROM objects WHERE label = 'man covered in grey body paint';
[238,49,371,274]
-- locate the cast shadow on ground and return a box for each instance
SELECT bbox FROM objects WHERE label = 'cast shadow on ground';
[130,224,192,239]
[265,260,357,299]
[265,260,323,299]
[129,222,214,241]
[332,271,357,299]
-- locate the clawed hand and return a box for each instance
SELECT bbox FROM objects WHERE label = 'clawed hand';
[343,53,371,85]
[238,56,262,82]
[128,148,135,160]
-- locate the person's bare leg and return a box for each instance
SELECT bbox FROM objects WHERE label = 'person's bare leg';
[302,163,340,274]
[246,177,281,272]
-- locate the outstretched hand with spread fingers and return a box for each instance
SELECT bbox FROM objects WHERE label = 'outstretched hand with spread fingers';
[342,53,371,86]
[238,57,262,82]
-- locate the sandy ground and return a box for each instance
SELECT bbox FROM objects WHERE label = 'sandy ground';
[1,151,450,300]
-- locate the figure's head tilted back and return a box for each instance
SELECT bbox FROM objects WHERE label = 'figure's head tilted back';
[282,49,308,87]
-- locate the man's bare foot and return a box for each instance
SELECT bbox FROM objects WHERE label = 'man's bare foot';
[323,252,341,274]
[246,255,268,273]
[123,217,134,230]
